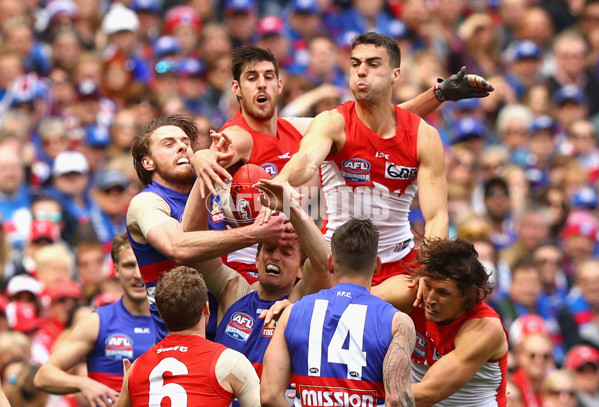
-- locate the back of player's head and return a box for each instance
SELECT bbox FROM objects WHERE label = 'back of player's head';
[156,266,208,332]
[351,32,401,68]
[110,232,131,265]
[414,238,493,311]
[132,115,199,186]
[231,46,279,82]
[331,218,379,277]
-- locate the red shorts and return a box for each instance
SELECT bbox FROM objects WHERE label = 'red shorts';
[371,249,420,286]
[226,261,259,284]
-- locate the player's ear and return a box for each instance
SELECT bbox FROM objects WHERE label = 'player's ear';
[277,78,283,95]
[327,254,335,274]
[392,67,401,85]
[203,301,210,316]
[231,80,241,97]
[142,156,154,171]
[374,256,382,274]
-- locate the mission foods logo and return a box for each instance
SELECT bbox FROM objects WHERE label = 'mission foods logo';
[105,334,133,359]
[298,385,377,407]
[341,159,371,183]
[225,312,254,341]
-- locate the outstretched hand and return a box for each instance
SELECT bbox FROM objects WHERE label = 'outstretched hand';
[438,66,494,101]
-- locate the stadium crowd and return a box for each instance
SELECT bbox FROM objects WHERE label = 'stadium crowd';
[0,0,598,406]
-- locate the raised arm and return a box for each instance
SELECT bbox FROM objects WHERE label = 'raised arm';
[127,192,295,265]
[411,317,507,407]
[261,305,293,407]
[34,312,119,407]
[256,179,332,299]
[416,121,448,239]
[384,312,416,407]
[400,68,493,118]
[275,109,345,187]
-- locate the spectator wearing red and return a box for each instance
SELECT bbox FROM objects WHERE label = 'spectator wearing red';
[564,345,599,407]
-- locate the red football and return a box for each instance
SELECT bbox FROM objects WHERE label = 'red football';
[230,164,270,225]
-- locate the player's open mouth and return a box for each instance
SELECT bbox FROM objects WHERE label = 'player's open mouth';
[177,157,190,165]
[265,264,280,274]
[256,95,268,104]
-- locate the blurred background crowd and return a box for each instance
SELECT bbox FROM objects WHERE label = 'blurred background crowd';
[0,0,599,406]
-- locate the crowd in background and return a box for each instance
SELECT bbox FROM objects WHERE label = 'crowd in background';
[0,0,599,406]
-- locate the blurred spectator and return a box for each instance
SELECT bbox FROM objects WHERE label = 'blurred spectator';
[450,13,500,77]
[564,345,599,407]
[74,240,105,302]
[512,332,556,407]
[2,17,51,77]
[50,29,83,74]
[197,23,232,61]
[223,0,257,48]
[4,362,48,407]
[47,66,76,117]
[31,279,82,364]
[559,120,599,183]
[88,170,130,250]
[559,259,599,350]
[107,108,139,160]
[537,186,569,239]
[451,117,488,154]
[6,301,42,335]
[6,274,42,315]
[256,15,291,70]
[548,32,599,116]
[101,50,137,108]
[498,0,528,50]
[506,379,525,407]
[288,34,344,87]
[504,40,545,100]
[164,5,202,57]
[524,115,557,180]
[540,369,578,407]
[0,330,30,379]
[501,205,551,271]
[131,0,162,47]
[531,242,569,305]
[1,358,25,404]
[0,142,31,252]
[285,0,323,67]
[331,0,396,39]
[483,177,516,251]
[32,243,74,288]
[523,84,553,117]
[44,151,92,230]
[560,211,599,278]
[32,117,70,187]
[496,104,533,155]
[515,7,555,54]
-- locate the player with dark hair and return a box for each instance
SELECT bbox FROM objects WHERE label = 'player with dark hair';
[115,266,260,407]
[261,218,416,407]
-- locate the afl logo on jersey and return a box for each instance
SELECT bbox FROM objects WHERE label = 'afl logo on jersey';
[413,333,427,359]
[225,312,255,341]
[341,159,371,183]
[261,163,278,178]
[105,334,134,359]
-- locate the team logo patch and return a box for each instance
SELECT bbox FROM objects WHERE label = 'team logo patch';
[413,332,427,359]
[237,198,252,223]
[105,334,133,359]
[225,312,255,341]
[261,320,276,337]
[341,159,371,183]
[433,348,443,361]
[385,163,417,180]
[261,163,278,178]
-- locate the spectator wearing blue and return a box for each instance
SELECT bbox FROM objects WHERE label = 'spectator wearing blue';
[131,0,162,45]
[330,0,397,42]
[223,0,257,48]
[101,4,151,84]
[504,40,545,99]
[89,170,131,250]
[284,0,323,68]
[553,85,589,131]
[179,58,208,115]
[78,125,111,181]
[452,116,488,154]
[152,36,181,62]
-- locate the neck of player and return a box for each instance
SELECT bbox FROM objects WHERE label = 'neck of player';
[354,100,398,139]
[242,110,278,137]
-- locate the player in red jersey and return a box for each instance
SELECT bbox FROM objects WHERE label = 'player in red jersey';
[115,266,260,407]
[269,33,450,286]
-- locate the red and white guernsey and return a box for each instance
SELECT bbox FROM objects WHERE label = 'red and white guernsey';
[320,101,420,263]
[220,110,304,269]
[410,303,508,407]
[127,335,232,407]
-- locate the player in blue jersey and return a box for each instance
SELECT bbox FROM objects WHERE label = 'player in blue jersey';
[126,115,297,340]
[34,233,155,407]
[192,179,331,382]
[261,218,416,407]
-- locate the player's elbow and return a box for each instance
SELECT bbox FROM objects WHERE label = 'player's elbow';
[33,367,49,391]
[260,386,282,407]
